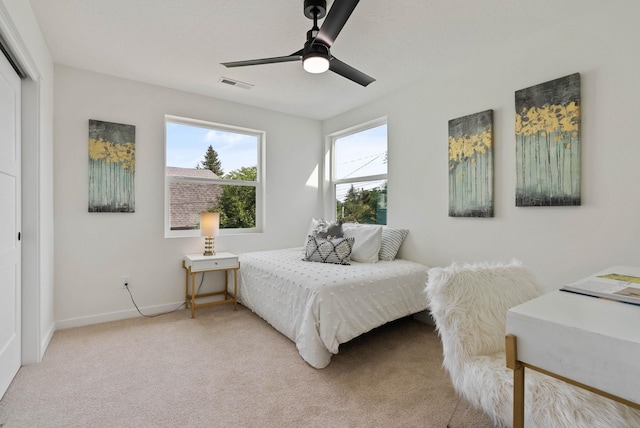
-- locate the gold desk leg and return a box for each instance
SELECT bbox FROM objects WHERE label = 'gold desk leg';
[506,334,525,428]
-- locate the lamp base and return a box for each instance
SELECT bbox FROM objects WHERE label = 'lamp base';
[203,236,216,256]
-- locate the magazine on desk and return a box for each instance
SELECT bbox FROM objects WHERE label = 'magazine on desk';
[561,272,640,305]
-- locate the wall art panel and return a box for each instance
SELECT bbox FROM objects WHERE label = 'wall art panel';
[88,119,136,212]
[448,109,494,217]
[515,73,581,206]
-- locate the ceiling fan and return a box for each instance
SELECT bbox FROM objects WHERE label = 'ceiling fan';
[221,0,375,87]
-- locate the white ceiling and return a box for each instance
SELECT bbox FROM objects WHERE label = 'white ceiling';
[28,0,598,120]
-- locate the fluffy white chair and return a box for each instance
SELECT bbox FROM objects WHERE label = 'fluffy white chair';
[426,260,640,428]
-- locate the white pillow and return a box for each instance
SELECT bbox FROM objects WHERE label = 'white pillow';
[343,223,383,263]
[303,218,321,247]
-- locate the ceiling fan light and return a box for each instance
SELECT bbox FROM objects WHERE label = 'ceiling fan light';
[303,54,330,74]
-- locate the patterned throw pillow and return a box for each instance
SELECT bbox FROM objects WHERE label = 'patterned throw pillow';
[378,228,409,261]
[304,235,354,265]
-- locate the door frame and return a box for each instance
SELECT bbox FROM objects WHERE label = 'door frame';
[0,3,48,365]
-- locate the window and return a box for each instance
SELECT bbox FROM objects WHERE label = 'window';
[330,118,387,225]
[164,115,264,237]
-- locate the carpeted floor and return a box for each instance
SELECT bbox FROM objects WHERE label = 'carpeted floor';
[0,305,494,427]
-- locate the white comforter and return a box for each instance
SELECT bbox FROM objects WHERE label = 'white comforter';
[238,247,429,368]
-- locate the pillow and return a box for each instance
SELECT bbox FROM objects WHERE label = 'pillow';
[303,235,354,265]
[303,218,321,247]
[315,218,344,239]
[342,223,383,263]
[378,227,409,261]
[303,218,344,247]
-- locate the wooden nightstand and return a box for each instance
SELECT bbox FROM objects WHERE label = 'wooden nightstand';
[183,252,240,318]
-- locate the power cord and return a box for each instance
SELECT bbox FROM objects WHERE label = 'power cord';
[123,273,206,318]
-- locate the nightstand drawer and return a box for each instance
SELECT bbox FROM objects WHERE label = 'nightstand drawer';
[184,252,239,272]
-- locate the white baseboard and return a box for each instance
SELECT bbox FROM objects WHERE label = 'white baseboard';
[40,322,55,360]
[55,301,185,330]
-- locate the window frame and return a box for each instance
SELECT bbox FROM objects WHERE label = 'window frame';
[325,116,388,222]
[164,114,265,238]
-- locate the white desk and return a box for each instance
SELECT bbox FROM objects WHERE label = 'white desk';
[506,266,640,428]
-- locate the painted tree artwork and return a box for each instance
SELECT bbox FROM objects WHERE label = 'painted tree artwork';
[88,119,136,212]
[515,73,581,206]
[448,109,494,217]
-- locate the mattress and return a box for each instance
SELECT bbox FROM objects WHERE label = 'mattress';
[238,247,429,368]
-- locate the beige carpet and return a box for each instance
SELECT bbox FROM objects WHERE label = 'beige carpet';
[0,305,494,428]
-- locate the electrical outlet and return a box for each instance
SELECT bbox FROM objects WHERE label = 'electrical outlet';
[122,276,132,289]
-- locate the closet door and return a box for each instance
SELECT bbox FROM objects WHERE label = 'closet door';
[0,47,21,399]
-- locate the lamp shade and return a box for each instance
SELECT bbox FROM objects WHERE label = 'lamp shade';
[200,212,219,237]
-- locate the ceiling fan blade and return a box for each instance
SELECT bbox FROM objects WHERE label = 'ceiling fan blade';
[329,56,375,87]
[315,0,359,47]
[222,50,303,68]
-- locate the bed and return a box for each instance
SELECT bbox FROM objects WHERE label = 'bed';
[238,243,429,369]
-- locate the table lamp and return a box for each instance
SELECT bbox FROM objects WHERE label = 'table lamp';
[200,212,219,256]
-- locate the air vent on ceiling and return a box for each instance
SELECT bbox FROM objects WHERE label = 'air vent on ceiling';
[219,77,254,90]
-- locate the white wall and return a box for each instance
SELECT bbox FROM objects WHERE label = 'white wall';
[52,2,640,326]
[0,0,55,363]
[54,66,322,327]
[323,3,640,290]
